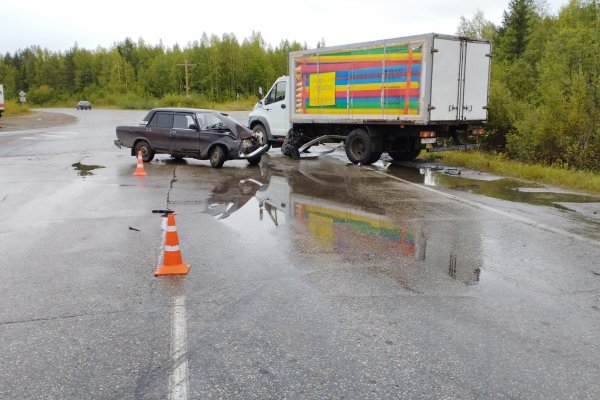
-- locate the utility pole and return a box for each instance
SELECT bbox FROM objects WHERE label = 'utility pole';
[176,59,196,97]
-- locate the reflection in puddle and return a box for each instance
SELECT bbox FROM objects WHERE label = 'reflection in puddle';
[71,162,105,176]
[203,161,481,287]
[387,165,600,208]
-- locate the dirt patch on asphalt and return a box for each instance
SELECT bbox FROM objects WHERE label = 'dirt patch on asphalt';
[0,111,78,131]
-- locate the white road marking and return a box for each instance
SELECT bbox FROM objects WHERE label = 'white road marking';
[169,295,189,400]
[372,169,600,247]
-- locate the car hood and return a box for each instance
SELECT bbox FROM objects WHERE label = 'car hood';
[218,116,254,140]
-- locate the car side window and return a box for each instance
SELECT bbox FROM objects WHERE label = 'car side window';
[173,114,195,130]
[150,112,174,128]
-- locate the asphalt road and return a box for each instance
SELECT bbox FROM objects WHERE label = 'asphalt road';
[0,109,599,399]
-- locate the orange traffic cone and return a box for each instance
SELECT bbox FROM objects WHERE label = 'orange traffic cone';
[155,213,190,276]
[133,150,147,176]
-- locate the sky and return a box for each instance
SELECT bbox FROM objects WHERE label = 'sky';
[1,0,568,54]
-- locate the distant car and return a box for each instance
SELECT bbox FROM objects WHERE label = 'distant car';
[76,101,92,110]
[114,108,269,168]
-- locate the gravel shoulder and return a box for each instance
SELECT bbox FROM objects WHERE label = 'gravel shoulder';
[0,111,78,131]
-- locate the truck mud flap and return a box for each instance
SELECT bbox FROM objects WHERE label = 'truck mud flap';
[426,143,481,152]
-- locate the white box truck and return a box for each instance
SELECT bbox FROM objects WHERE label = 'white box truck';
[248,33,491,164]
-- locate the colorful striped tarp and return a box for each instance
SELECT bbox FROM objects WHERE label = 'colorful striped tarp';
[293,41,424,116]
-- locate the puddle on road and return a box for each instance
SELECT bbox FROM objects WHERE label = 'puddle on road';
[201,159,482,289]
[386,165,600,208]
[71,162,105,176]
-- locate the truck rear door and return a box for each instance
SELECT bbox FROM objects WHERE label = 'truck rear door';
[429,37,491,122]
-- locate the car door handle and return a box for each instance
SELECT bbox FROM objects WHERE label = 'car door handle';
[145,128,151,132]
[281,104,286,109]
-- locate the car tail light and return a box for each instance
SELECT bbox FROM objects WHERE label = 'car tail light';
[472,128,485,136]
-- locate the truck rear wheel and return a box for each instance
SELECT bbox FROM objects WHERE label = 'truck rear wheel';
[345,128,375,165]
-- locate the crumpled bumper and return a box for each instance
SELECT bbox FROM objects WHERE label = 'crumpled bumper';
[238,144,269,159]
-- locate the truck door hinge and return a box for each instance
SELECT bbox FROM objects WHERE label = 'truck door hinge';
[428,105,436,111]
[431,48,439,54]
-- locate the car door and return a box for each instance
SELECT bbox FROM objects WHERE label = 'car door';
[170,113,201,156]
[197,112,232,157]
[263,80,288,138]
[145,112,173,151]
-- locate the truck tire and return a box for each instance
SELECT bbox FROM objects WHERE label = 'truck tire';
[345,128,375,165]
[252,124,271,151]
[281,129,301,160]
[134,141,154,162]
[388,149,421,161]
[209,146,226,168]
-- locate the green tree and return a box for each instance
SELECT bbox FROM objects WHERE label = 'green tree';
[457,9,497,39]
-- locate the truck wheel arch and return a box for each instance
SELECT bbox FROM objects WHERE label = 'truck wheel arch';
[249,117,272,139]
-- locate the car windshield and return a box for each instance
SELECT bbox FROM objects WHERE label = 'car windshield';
[193,112,252,139]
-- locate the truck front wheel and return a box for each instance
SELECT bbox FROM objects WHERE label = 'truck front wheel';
[345,128,375,165]
[252,124,271,151]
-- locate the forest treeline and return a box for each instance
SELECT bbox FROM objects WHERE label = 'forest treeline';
[0,31,303,109]
[1,0,599,172]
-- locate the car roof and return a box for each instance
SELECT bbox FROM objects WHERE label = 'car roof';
[150,107,227,115]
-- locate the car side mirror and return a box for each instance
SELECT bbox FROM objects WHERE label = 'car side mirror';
[189,123,199,131]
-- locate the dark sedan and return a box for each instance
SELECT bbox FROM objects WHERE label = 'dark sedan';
[114,108,268,168]
[76,100,92,110]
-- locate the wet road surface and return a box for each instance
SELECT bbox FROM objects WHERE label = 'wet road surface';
[0,109,599,399]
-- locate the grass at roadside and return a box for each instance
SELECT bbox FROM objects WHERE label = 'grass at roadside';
[37,93,258,112]
[423,150,600,195]
[2,100,31,117]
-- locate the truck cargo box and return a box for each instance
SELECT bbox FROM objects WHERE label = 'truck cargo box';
[289,33,491,125]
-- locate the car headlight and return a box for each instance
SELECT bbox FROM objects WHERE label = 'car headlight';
[241,139,253,150]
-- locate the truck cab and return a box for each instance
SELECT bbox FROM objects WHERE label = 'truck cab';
[248,76,291,148]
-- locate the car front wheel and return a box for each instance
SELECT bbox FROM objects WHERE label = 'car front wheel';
[209,146,226,168]
[247,155,261,166]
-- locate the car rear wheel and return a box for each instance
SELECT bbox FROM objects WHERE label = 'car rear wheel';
[209,146,226,168]
[134,141,154,162]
